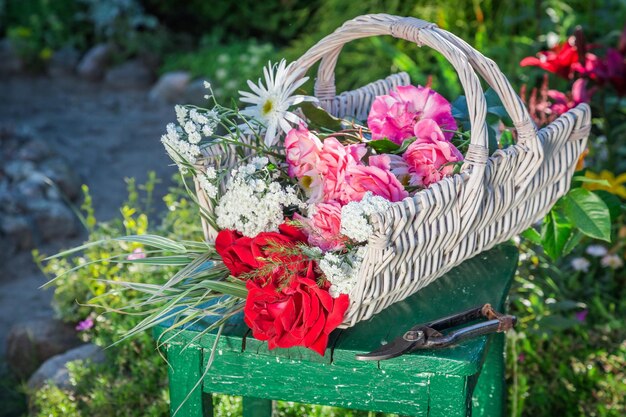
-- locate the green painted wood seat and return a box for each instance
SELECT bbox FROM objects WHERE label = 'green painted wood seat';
[154,244,519,417]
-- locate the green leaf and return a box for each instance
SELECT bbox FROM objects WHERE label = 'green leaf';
[499,129,515,149]
[571,175,611,187]
[562,188,611,242]
[484,88,509,121]
[395,137,417,154]
[119,255,196,265]
[547,300,586,313]
[116,235,187,253]
[451,95,470,125]
[562,230,584,256]
[300,102,342,131]
[520,227,542,245]
[539,315,581,331]
[593,190,622,221]
[367,138,400,154]
[541,210,573,260]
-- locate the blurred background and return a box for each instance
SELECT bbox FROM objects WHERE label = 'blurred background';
[0,0,625,416]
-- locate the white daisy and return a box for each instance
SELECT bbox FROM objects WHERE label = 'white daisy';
[239,59,317,146]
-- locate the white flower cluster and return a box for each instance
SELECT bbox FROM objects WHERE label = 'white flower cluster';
[215,157,304,237]
[161,123,200,171]
[319,247,366,298]
[175,105,219,143]
[161,105,220,172]
[197,166,218,199]
[340,192,393,242]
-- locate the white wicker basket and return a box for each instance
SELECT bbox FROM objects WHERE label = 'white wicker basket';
[194,14,591,328]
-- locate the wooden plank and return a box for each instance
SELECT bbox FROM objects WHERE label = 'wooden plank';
[167,344,211,417]
[427,375,473,417]
[472,334,505,416]
[201,346,430,416]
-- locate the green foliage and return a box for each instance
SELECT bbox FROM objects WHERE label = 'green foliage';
[32,173,201,417]
[0,360,27,417]
[507,226,626,416]
[142,0,320,44]
[161,37,276,103]
[31,333,170,417]
[3,0,88,69]
[524,180,614,261]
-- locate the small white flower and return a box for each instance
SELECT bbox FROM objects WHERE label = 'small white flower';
[202,124,214,137]
[319,247,366,298]
[188,131,202,144]
[341,192,393,242]
[190,109,209,125]
[161,122,201,172]
[175,105,188,125]
[239,59,317,146]
[601,254,623,269]
[197,174,218,198]
[205,167,217,180]
[586,245,608,257]
[184,120,196,134]
[203,81,211,89]
[570,257,590,272]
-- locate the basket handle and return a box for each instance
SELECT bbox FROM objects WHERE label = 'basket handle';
[292,14,541,171]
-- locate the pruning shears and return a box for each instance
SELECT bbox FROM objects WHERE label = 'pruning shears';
[355,304,517,361]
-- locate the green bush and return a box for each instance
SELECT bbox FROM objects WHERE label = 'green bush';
[32,174,198,417]
[142,0,321,44]
[2,0,88,69]
[161,37,276,103]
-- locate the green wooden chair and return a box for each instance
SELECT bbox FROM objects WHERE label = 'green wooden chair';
[154,244,519,417]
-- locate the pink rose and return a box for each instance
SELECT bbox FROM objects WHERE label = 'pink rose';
[367,85,458,144]
[284,126,323,178]
[297,201,347,251]
[345,155,409,202]
[318,137,366,204]
[401,120,463,187]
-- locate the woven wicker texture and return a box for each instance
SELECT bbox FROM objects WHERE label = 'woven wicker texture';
[195,14,591,328]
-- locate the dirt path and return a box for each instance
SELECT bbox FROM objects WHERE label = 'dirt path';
[0,75,179,354]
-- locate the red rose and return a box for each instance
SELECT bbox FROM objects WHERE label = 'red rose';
[215,223,310,283]
[244,276,350,355]
[215,230,258,276]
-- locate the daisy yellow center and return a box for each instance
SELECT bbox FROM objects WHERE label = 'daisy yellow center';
[262,99,274,116]
[300,176,313,190]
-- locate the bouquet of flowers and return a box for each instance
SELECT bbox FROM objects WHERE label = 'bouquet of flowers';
[57,58,471,356]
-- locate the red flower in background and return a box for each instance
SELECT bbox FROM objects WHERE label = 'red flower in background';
[521,38,582,79]
[244,277,349,355]
[523,26,626,96]
[521,75,594,126]
[548,79,595,116]
[595,48,626,95]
